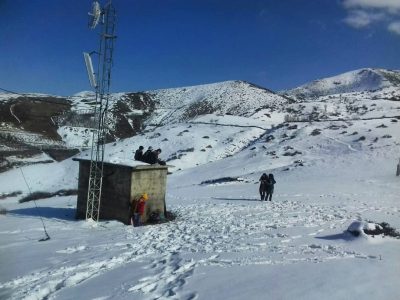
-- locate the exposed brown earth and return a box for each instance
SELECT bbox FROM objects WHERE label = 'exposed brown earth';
[2,96,70,138]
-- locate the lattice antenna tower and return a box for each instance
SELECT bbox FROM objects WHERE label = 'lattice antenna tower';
[83,1,117,222]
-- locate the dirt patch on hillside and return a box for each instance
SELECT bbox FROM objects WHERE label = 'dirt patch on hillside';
[110,92,156,139]
[9,96,70,139]
[43,149,80,161]
[182,101,218,120]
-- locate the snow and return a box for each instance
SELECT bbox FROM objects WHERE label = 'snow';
[149,80,282,110]
[6,153,52,165]
[0,159,77,196]
[57,126,93,149]
[1,126,399,300]
[283,68,400,99]
[0,70,400,299]
[0,92,63,103]
[348,221,384,237]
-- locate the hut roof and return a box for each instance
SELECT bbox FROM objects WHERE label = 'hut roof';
[72,157,170,170]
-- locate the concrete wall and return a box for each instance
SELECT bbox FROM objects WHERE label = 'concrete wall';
[75,160,168,225]
[76,161,132,224]
[131,167,167,221]
[76,161,90,219]
[100,164,132,224]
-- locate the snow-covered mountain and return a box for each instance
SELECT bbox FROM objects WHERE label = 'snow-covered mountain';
[148,80,286,117]
[282,68,400,100]
[1,69,399,172]
[0,68,400,300]
[66,80,287,133]
[0,81,288,170]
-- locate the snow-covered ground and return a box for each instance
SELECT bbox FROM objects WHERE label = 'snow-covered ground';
[0,68,399,299]
[1,117,399,300]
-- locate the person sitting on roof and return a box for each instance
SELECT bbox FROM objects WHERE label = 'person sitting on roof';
[134,146,144,161]
[142,146,153,164]
[148,148,166,165]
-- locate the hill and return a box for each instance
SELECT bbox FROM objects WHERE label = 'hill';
[0,81,288,171]
[282,68,400,101]
[0,69,399,299]
[1,147,399,299]
[0,68,399,172]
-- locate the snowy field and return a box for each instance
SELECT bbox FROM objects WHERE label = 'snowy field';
[0,141,399,299]
[0,68,399,299]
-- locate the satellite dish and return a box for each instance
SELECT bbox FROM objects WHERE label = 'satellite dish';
[83,52,97,89]
[88,1,101,29]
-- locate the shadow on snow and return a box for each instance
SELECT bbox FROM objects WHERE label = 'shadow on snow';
[316,232,356,241]
[9,207,76,221]
[211,197,261,202]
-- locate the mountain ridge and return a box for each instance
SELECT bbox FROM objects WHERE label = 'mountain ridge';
[281,68,400,100]
[0,67,399,171]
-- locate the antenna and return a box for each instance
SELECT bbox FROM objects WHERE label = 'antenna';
[84,0,117,223]
[88,1,101,29]
[83,52,97,88]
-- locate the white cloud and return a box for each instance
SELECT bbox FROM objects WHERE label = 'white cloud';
[343,0,400,13]
[342,0,400,35]
[343,10,384,28]
[388,21,400,34]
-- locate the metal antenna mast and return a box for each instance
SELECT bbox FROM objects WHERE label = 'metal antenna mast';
[84,1,116,222]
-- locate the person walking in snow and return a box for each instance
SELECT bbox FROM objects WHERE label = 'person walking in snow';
[265,174,276,201]
[259,173,269,201]
[134,145,144,161]
[131,193,149,226]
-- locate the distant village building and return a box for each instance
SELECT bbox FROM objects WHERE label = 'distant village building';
[74,158,168,224]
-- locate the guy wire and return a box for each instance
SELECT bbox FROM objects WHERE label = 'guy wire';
[19,167,51,241]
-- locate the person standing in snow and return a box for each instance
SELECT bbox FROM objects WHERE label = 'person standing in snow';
[265,174,276,201]
[131,193,149,226]
[134,146,144,161]
[259,173,269,201]
[396,158,400,176]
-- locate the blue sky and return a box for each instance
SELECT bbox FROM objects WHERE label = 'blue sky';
[1,0,399,95]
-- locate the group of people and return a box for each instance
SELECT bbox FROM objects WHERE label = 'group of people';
[259,173,276,201]
[130,174,277,228]
[134,146,166,165]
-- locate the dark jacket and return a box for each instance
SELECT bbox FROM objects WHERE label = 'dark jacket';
[147,151,159,164]
[142,150,153,163]
[266,175,276,193]
[259,174,270,192]
[134,149,143,161]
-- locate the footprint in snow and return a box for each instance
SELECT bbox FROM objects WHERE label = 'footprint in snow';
[129,253,197,298]
[56,245,88,254]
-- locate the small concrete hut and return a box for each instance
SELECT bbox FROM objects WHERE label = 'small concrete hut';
[74,157,168,225]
